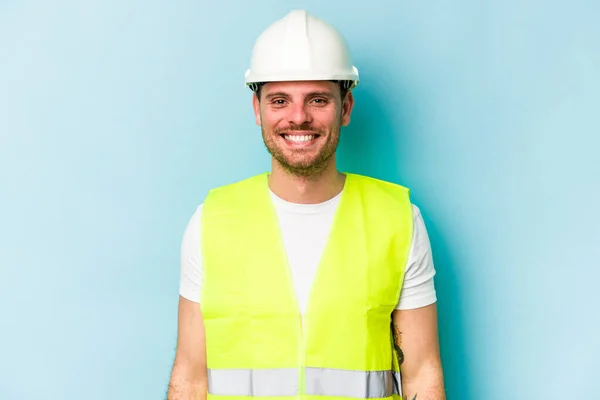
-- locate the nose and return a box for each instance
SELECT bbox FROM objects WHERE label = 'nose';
[287,102,312,126]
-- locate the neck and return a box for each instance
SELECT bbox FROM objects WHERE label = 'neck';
[268,158,346,204]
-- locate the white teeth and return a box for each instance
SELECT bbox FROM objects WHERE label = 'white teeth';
[284,134,315,142]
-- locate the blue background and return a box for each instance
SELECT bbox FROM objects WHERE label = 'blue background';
[1,1,599,399]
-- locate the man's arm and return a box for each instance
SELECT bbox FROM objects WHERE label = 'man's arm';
[392,303,446,400]
[167,296,208,400]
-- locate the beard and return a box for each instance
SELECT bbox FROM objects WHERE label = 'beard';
[262,121,341,178]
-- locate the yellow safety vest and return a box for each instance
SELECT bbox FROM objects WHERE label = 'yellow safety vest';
[200,172,413,399]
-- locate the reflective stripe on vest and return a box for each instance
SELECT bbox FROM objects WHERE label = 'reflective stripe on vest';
[208,368,402,397]
[207,368,298,396]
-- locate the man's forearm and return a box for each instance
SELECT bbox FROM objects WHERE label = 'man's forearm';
[402,385,446,400]
[166,381,206,400]
[166,363,207,400]
[401,363,446,400]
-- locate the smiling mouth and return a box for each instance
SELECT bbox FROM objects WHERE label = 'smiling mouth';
[280,133,320,143]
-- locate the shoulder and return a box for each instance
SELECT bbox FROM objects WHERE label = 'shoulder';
[411,203,422,220]
[349,173,410,193]
[348,173,412,210]
[182,203,204,242]
[203,173,268,210]
[206,173,267,196]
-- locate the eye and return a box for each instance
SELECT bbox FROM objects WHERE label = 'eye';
[311,98,328,105]
[271,99,287,107]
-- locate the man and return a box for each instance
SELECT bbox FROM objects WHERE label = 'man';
[167,9,446,400]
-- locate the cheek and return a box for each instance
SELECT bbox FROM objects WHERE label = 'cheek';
[316,114,340,129]
[259,110,282,129]
[313,106,342,124]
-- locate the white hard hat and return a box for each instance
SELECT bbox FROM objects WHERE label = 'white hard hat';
[244,10,359,91]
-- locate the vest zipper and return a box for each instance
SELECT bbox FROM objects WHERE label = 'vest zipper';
[277,232,304,398]
[298,174,350,399]
[267,188,304,398]
[267,173,349,399]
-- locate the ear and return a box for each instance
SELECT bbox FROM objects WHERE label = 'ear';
[340,91,355,127]
[252,92,262,126]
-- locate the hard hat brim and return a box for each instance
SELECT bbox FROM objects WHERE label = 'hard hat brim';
[244,68,359,90]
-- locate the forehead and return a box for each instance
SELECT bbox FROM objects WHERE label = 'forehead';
[261,80,339,97]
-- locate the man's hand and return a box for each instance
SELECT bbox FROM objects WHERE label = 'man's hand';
[393,303,446,400]
[167,296,208,400]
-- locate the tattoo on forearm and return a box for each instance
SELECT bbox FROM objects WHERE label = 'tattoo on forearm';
[392,323,405,365]
[402,395,417,400]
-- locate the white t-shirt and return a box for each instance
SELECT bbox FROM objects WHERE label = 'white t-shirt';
[179,190,437,313]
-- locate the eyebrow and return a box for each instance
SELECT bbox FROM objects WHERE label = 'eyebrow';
[307,91,335,99]
[264,91,335,101]
[264,92,291,101]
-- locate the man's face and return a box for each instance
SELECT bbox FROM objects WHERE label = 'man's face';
[252,80,354,177]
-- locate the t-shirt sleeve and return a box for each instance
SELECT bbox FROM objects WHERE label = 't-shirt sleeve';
[395,204,438,310]
[179,204,204,303]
